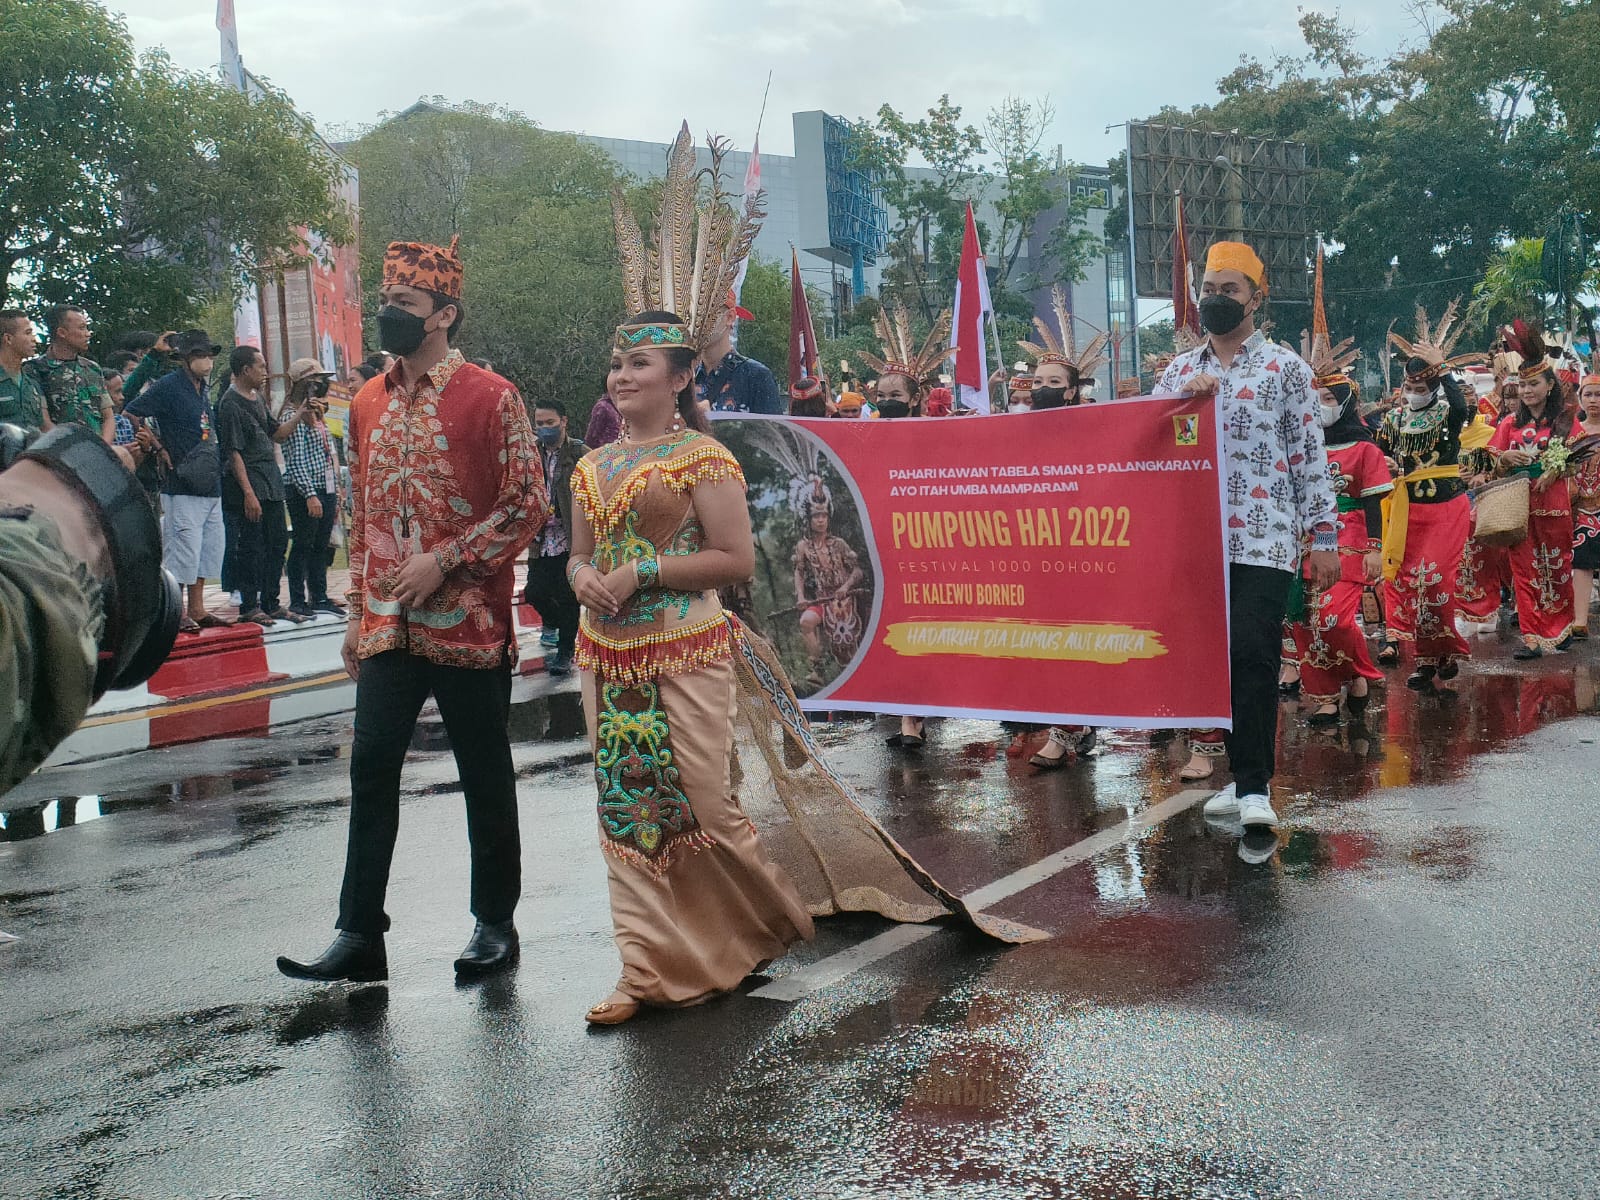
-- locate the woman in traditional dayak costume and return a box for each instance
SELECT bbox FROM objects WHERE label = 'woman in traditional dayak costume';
[1570,358,1600,640]
[1286,332,1391,726]
[572,127,1038,1026]
[1376,303,1481,690]
[1010,287,1108,770]
[1488,321,1583,659]
[858,303,950,749]
[1453,350,1517,638]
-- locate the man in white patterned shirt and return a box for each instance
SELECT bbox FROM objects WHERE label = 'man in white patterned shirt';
[1158,241,1340,831]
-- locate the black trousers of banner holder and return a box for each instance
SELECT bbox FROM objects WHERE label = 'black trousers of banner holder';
[1224,563,1293,799]
[337,649,520,934]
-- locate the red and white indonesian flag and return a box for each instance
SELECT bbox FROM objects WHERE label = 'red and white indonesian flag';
[217,0,245,91]
[953,201,996,413]
[730,137,761,314]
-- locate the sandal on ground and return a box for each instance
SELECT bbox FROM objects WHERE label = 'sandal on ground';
[585,992,641,1026]
[1512,644,1542,660]
[1571,626,1589,641]
[1436,658,1460,681]
[1306,707,1341,728]
[241,610,276,627]
[1377,642,1400,665]
[196,612,237,628]
[1178,756,1215,782]
[178,616,202,635]
[888,719,925,749]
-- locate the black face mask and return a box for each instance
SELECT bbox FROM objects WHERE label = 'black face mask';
[1031,384,1070,410]
[311,378,331,399]
[1198,293,1249,336]
[877,399,910,419]
[376,305,430,356]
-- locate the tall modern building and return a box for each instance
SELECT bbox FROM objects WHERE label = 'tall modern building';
[584,111,1135,390]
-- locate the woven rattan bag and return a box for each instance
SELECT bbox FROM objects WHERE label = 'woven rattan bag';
[1472,475,1530,546]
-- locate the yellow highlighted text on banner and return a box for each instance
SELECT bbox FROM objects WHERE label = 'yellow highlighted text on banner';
[883,620,1168,664]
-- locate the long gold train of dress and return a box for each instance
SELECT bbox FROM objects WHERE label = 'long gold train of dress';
[573,431,1042,1009]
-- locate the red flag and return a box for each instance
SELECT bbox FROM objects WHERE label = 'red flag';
[789,246,819,390]
[953,202,995,412]
[1172,192,1200,337]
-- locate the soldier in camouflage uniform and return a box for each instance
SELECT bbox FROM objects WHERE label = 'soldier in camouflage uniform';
[27,305,114,443]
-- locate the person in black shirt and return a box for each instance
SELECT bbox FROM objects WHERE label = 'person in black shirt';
[695,299,782,414]
[217,346,314,626]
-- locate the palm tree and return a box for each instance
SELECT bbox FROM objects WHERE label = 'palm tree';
[1465,238,1550,335]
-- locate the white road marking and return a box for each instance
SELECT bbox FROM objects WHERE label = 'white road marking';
[750,787,1215,1002]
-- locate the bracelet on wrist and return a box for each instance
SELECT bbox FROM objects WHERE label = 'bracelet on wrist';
[566,558,595,586]
[635,555,660,589]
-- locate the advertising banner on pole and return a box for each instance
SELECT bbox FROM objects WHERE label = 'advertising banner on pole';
[714,396,1231,728]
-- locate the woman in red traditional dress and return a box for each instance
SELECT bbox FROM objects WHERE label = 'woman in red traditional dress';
[1377,307,1476,690]
[1289,334,1391,725]
[1565,365,1600,639]
[1487,322,1583,659]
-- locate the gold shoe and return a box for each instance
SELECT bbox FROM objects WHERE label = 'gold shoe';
[585,993,641,1026]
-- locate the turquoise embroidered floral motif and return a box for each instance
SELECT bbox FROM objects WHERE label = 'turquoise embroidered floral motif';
[618,324,687,347]
[595,431,696,484]
[596,508,697,626]
[594,680,702,865]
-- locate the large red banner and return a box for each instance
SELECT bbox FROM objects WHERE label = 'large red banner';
[714,396,1231,727]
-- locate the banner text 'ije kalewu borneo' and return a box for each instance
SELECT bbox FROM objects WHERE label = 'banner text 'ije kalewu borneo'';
[714,397,1231,728]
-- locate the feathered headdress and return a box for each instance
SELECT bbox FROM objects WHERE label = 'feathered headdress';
[857,303,950,384]
[611,123,766,354]
[1387,300,1487,385]
[1143,328,1203,381]
[1504,319,1558,384]
[1300,330,1360,390]
[1585,341,1600,389]
[1017,286,1108,379]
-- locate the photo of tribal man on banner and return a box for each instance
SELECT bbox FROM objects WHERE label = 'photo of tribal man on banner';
[717,420,879,693]
[715,395,1232,727]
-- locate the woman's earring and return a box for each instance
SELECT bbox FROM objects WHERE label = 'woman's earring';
[669,409,683,434]
[620,418,632,441]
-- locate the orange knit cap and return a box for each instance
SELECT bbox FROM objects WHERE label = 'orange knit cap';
[1205,241,1268,294]
[383,235,464,300]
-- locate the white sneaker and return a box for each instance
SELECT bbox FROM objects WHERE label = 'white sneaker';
[1237,793,1280,829]
[1202,783,1239,817]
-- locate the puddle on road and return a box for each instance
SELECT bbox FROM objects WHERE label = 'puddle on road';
[3,689,589,843]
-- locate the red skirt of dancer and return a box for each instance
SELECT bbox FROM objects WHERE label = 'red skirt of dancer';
[1292,581,1384,705]
[1456,537,1510,622]
[1507,500,1575,650]
[1382,494,1471,663]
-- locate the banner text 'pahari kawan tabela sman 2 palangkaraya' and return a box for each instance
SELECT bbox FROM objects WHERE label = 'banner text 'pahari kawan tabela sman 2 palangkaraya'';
[714,396,1231,728]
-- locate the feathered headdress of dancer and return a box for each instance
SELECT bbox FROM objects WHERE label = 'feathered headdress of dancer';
[1503,319,1560,384]
[857,303,951,384]
[1017,285,1108,379]
[1143,328,1203,381]
[1387,300,1487,385]
[611,122,765,355]
[1300,329,1360,392]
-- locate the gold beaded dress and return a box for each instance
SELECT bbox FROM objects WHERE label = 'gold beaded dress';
[573,430,1039,1007]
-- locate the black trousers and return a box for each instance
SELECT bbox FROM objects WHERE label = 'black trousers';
[522,551,579,658]
[337,650,521,934]
[1225,564,1294,798]
[225,498,288,614]
[286,489,337,607]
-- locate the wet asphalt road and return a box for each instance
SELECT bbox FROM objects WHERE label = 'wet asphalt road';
[4,632,1600,1200]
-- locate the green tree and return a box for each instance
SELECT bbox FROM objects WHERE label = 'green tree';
[1,0,351,341]
[345,101,625,426]
[1465,237,1551,332]
[731,255,792,388]
[848,96,986,322]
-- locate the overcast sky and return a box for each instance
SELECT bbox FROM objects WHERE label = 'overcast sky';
[115,0,1430,167]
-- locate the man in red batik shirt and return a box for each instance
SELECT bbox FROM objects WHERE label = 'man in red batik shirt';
[278,236,545,985]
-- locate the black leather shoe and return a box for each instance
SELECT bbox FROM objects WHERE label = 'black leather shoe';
[454,920,519,979]
[277,932,387,982]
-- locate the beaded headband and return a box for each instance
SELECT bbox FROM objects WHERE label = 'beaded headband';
[614,322,693,353]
